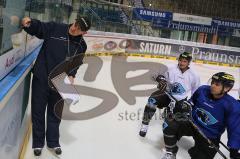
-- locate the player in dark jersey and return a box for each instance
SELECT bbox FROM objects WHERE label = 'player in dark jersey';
[161,72,240,159]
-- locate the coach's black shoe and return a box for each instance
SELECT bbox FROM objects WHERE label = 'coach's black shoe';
[53,147,62,155]
[33,148,42,156]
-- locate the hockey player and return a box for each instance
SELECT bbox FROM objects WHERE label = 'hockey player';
[139,52,200,137]
[161,72,240,159]
[238,88,240,102]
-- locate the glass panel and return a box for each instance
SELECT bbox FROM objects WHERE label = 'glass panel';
[170,30,180,40]
[0,0,236,55]
[0,0,26,55]
[229,36,240,47]
[186,31,192,41]
[190,32,198,42]
[206,34,213,44]
[217,35,226,45]
[160,29,171,39]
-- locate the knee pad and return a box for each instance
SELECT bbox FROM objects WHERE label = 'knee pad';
[162,121,169,131]
[147,97,158,109]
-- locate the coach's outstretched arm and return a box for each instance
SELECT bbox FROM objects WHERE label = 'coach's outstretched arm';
[22,16,56,39]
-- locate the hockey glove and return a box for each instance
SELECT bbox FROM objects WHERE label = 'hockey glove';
[174,100,192,113]
[151,74,168,92]
[230,149,240,159]
[173,100,193,121]
[154,74,166,83]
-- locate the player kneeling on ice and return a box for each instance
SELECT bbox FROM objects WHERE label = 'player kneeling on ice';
[139,52,200,137]
[238,88,240,102]
[161,72,240,159]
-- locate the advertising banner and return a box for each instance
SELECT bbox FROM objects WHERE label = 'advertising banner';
[0,35,42,81]
[152,21,219,34]
[132,8,240,35]
[212,18,240,29]
[132,8,172,21]
[0,46,25,80]
[85,32,240,65]
[125,39,240,65]
[0,82,24,159]
[85,36,127,54]
[173,13,212,25]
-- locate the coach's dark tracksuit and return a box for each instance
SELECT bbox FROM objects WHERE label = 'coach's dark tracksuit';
[23,19,87,148]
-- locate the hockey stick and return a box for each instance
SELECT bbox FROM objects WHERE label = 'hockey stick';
[188,120,228,159]
[220,141,230,152]
[164,91,228,159]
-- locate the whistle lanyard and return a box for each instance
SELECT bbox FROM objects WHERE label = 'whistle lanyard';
[66,36,79,61]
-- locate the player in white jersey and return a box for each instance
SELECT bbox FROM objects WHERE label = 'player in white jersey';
[139,52,200,137]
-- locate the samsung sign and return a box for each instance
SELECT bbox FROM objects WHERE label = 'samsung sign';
[212,18,240,29]
[132,8,172,21]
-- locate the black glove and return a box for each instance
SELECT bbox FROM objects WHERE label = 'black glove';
[182,101,193,112]
[174,100,192,113]
[157,82,167,92]
[230,149,240,159]
[155,74,166,83]
[151,74,168,92]
[173,99,192,121]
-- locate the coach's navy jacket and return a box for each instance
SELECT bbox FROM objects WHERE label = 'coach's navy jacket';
[24,19,87,79]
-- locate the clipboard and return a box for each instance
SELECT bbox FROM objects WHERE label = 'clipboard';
[51,72,80,105]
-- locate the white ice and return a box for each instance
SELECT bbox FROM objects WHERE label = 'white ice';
[24,56,239,159]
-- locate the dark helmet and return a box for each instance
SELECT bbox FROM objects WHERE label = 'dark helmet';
[211,72,235,90]
[179,52,192,62]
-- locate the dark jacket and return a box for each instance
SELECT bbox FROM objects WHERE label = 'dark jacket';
[24,19,87,79]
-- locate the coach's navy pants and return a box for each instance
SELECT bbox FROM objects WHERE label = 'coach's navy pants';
[31,75,62,148]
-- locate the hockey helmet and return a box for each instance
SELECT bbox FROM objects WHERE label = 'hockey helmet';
[211,72,235,89]
[179,52,192,62]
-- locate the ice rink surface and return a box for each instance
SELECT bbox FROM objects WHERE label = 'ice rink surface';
[25,56,239,159]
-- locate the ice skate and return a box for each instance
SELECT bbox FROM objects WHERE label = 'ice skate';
[161,151,176,159]
[139,123,149,137]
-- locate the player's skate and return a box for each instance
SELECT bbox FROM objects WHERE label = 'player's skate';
[139,123,149,137]
[161,151,176,159]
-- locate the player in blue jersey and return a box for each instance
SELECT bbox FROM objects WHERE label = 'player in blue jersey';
[238,88,240,102]
[161,72,240,159]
